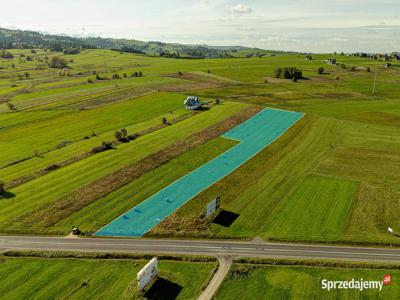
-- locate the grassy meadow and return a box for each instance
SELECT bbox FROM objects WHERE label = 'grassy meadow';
[0,255,216,299]
[215,263,400,300]
[1,48,399,244]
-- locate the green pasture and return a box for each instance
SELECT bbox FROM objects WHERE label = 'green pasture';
[0,101,245,233]
[56,137,237,233]
[265,176,359,241]
[1,49,400,244]
[215,264,400,300]
[0,92,187,168]
[155,114,400,244]
[0,256,215,300]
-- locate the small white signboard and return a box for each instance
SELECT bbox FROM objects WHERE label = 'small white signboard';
[137,257,158,291]
[205,196,221,218]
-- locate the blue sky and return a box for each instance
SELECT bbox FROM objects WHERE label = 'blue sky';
[1,0,399,52]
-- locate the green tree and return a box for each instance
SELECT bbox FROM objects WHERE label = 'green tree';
[114,131,122,141]
[49,56,68,69]
[6,102,17,111]
[0,180,5,194]
[274,68,283,78]
[0,50,13,59]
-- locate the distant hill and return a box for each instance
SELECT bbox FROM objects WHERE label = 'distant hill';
[0,27,284,58]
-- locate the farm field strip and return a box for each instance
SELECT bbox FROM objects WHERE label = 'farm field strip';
[11,76,184,111]
[0,101,246,232]
[215,263,400,299]
[95,108,303,237]
[0,92,186,167]
[0,107,190,184]
[55,137,238,233]
[0,256,216,300]
[151,115,337,238]
[1,49,400,246]
[156,114,400,245]
[265,175,359,240]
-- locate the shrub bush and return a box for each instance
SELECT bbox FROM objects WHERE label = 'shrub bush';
[128,133,140,140]
[0,180,5,194]
[49,56,68,69]
[274,67,302,80]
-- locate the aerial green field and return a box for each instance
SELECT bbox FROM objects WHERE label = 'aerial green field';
[1,48,399,245]
[215,263,400,300]
[55,137,237,234]
[0,255,216,299]
[265,176,359,241]
[0,101,246,233]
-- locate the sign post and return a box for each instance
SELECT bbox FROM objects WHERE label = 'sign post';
[205,196,221,218]
[137,257,158,291]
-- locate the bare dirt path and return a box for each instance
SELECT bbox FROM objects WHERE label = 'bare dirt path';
[198,256,232,300]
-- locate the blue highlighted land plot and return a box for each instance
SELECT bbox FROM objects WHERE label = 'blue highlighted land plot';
[95,108,304,237]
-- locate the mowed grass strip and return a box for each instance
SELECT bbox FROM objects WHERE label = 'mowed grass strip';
[0,105,190,183]
[151,114,398,245]
[215,264,400,300]
[0,102,248,233]
[27,105,258,230]
[56,137,238,233]
[0,92,184,167]
[151,115,335,238]
[266,175,359,241]
[0,256,215,300]
[4,107,194,189]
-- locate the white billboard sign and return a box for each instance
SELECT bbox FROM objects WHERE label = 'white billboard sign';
[205,196,221,218]
[137,257,158,291]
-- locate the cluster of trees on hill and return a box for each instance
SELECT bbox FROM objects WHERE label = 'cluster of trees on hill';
[349,52,399,61]
[0,49,13,58]
[91,128,140,153]
[274,67,303,81]
[114,46,144,54]
[0,27,272,58]
[93,71,143,82]
[63,48,80,55]
[0,28,95,51]
[49,56,68,68]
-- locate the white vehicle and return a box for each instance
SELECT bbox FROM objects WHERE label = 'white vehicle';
[184,96,202,110]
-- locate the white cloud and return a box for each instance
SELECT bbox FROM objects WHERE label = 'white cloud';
[229,4,253,14]
[328,37,349,42]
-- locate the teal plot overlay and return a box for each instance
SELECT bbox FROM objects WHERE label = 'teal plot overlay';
[95,108,304,237]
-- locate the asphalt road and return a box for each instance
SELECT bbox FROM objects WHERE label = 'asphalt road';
[2,235,400,262]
